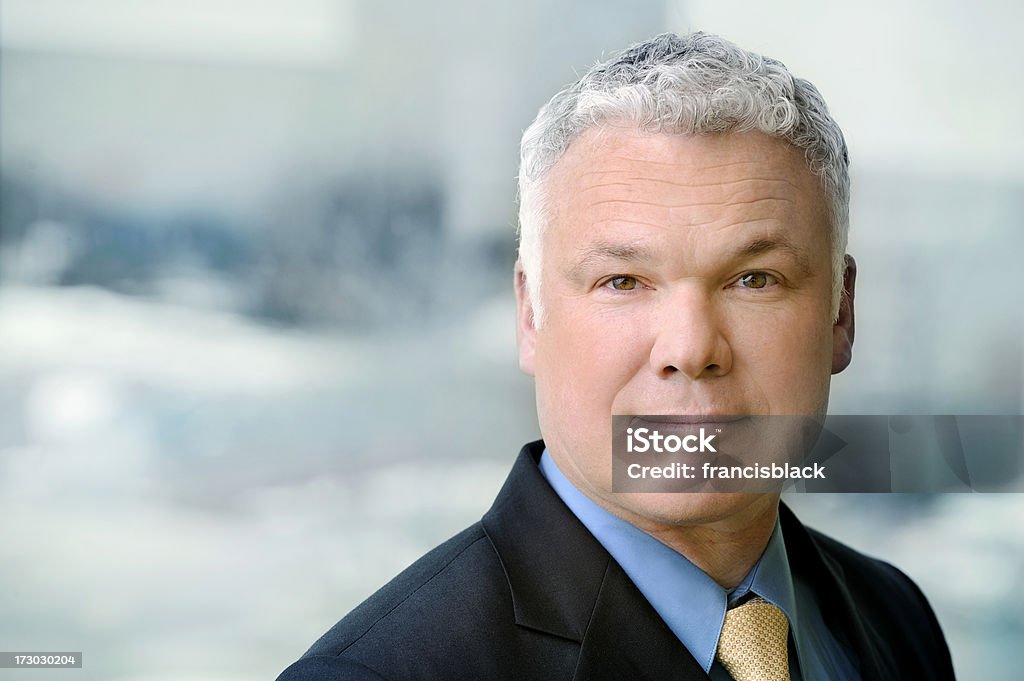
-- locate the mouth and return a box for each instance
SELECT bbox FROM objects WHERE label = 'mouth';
[633,415,748,424]
[624,415,751,441]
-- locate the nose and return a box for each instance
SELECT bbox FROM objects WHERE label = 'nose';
[648,290,732,381]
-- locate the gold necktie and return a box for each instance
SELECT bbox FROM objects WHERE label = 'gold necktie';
[715,596,791,681]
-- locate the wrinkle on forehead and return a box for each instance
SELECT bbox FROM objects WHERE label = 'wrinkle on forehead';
[574,167,807,200]
[574,196,804,235]
[578,175,804,193]
[554,126,815,188]
[586,196,794,209]
[547,128,828,239]
[582,173,798,183]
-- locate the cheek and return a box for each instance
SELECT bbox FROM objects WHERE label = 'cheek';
[535,305,643,409]
[733,307,833,402]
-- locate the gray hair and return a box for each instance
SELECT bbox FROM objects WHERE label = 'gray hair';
[517,31,850,325]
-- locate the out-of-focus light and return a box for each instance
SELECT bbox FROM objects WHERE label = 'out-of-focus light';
[0,0,353,67]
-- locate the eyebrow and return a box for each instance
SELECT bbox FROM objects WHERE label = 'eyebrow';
[565,241,659,281]
[564,234,816,282]
[731,236,814,276]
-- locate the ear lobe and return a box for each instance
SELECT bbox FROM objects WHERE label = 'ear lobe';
[514,262,537,376]
[831,255,857,374]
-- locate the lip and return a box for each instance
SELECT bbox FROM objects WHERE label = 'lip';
[625,415,751,436]
[629,415,748,424]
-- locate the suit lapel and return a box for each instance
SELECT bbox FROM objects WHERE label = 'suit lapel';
[779,503,901,681]
[572,558,711,681]
[482,441,607,641]
[482,442,709,681]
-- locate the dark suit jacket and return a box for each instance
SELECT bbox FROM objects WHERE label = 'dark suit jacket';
[277,441,956,680]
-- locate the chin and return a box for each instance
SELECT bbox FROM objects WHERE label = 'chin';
[618,491,776,529]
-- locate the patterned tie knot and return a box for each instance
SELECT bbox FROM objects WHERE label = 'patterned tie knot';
[715,596,790,681]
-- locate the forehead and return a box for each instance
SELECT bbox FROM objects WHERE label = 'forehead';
[544,127,830,254]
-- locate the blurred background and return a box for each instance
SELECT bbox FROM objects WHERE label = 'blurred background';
[0,0,1021,679]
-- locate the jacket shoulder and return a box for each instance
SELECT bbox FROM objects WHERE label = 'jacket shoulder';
[303,523,496,658]
[806,524,932,605]
[278,656,391,681]
[802,524,955,678]
[280,521,576,681]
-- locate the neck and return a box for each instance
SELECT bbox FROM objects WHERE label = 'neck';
[584,490,779,589]
[637,496,780,589]
[546,448,781,590]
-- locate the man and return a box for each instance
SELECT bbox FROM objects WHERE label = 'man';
[278,32,955,680]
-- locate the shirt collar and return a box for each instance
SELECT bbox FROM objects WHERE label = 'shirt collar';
[539,448,800,674]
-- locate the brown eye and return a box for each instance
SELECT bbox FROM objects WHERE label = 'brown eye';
[738,272,774,289]
[607,276,639,291]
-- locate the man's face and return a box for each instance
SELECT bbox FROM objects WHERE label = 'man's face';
[515,127,855,530]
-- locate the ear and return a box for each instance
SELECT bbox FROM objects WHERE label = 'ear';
[831,255,857,374]
[514,261,537,376]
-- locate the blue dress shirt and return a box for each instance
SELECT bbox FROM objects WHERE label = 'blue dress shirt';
[539,450,859,680]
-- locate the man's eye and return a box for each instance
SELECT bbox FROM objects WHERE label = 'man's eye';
[604,276,640,291]
[737,272,777,289]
